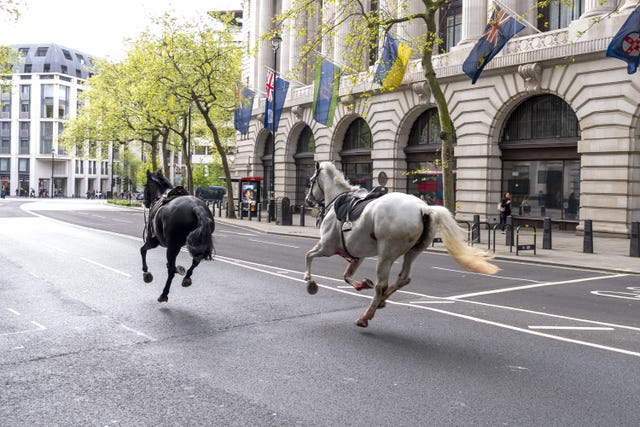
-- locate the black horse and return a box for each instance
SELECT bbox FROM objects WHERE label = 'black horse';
[141,170,215,302]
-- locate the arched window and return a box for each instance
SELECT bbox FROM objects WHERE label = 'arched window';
[261,134,273,203]
[500,95,580,221]
[341,117,372,189]
[294,126,315,207]
[405,109,454,205]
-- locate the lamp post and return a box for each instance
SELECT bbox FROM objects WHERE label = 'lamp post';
[269,32,282,222]
[50,148,55,198]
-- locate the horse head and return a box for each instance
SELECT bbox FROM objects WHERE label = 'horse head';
[305,162,324,207]
[144,170,172,208]
[305,161,358,208]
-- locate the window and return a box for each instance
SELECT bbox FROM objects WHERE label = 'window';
[538,0,584,31]
[341,118,372,189]
[23,63,32,73]
[43,63,51,72]
[502,95,579,142]
[41,84,54,118]
[18,47,29,56]
[0,122,10,154]
[18,158,29,173]
[75,53,85,64]
[35,47,48,56]
[440,0,462,52]
[294,126,315,206]
[342,117,372,151]
[40,122,53,154]
[0,157,9,172]
[58,85,69,119]
[62,49,73,60]
[408,109,442,146]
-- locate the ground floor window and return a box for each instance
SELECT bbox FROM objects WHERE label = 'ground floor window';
[295,159,315,207]
[502,159,580,219]
[406,160,455,206]
[342,162,372,189]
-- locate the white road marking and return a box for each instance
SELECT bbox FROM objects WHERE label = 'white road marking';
[215,255,640,358]
[111,218,132,223]
[30,321,46,329]
[80,257,132,278]
[119,323,157,341]
[448,274,629,299]
[7,308,21,315]
[432,266,540,283]
[528,326,615,331]
[591,287,640,301]
[409,300,455,304]
[248,239,299,248]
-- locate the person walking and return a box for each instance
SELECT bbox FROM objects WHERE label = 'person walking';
[499,192,512,231]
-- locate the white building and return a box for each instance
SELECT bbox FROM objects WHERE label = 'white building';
[1,43,110,198]
[234,0,640,236]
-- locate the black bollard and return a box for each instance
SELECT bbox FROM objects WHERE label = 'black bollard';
[583,219,593,253]
[472,214,480,243]
[543,217,552,249]
[257,203,262,222]
[300,205,305,227]
[505,215,513,247]
[630,221,639,257]
[540,206,546,217]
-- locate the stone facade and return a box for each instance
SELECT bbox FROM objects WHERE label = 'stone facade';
[233,0,640,236]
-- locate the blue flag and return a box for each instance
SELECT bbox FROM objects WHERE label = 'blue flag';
[606,6,640,74]
[373,33,412,90]
[462,7,525,84]
[263,70,289,133]
[313,55,340,127]
[233,85,255,136]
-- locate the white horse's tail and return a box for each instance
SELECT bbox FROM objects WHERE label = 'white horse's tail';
[427,205,500,275]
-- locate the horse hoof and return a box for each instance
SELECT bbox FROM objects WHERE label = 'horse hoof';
[182,278,192,287]
[307,281,318,295]
[356,317,368,328]
[176,266,186,275]
[143,272,153,283]
[157,295,168,303]
[362,278,374,289]
[378,300,386,309]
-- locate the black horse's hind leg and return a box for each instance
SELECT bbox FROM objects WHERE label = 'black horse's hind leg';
[181,258,201,287]
[140,238,159,283]
[158,245,180,303]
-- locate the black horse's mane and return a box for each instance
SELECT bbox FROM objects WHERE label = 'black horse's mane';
[149,171,173,191]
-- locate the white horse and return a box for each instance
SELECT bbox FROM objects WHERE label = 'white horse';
[304,161,499,328]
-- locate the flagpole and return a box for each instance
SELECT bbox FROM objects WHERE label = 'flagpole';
[269,33,282,222]
[492,0,542,34]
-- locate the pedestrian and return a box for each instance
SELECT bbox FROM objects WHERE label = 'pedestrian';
[499,191,511,231]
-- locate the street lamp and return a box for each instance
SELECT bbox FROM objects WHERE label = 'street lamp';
[269,32,282,222]
[50,148,55,198]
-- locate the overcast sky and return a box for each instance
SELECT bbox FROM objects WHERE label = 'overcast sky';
[1,0,243,59]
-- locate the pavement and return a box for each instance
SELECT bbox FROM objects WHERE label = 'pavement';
[213,210,640,275]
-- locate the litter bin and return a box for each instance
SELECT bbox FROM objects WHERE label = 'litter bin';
[276,196,292,226]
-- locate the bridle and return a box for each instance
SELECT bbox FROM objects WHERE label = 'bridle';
[306,170,324,208]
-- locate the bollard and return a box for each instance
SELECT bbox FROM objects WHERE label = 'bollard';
[543,217,552,249]
[257,203,262,222]
[267,201,272,223]
[472,214,480,243]
[583,219,593,253]
[540,206,546,217]
[300,205,305,227]
[218,201,222,217]
[506,215,513,246]
[631,221,639,257]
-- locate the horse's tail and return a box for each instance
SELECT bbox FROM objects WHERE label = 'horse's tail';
[427,205,500,275]
[186,204,215,261]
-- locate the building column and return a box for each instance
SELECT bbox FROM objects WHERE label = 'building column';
[458,0,488,46]
[255,1,274,95]
[621,0,640,11]
[581,0,617,18]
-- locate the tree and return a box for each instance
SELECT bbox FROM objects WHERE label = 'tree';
[0,0,22,86]
[151,13,241,218]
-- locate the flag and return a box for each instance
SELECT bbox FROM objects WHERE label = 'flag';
[233,85,255,136]
[373,33,412,91]
[312,55,341,127]
[606,6,640,74]
[263,71,289,133]
[462,6,525,84]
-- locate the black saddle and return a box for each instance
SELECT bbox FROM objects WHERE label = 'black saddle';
[334,186,388,223]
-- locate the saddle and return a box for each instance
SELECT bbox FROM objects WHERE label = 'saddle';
[334,186,388,230]
[146,186,190,242]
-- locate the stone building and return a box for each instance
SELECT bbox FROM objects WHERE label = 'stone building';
[1,43,112,198]
[233,0,639,236]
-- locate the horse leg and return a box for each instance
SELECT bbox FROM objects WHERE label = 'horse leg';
[304,241,327,295]
[380,249,421,306]
[356,257,393,328]
[140,238,159,283]
[158,245,180,303]
[181,258,201,287]
[343,258,372,291]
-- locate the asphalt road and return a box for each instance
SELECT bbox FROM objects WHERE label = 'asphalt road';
[1,198,639,426]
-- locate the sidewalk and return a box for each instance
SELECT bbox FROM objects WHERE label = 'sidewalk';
[214,211,640,275]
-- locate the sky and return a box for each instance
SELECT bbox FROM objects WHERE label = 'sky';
[1,0,243,60]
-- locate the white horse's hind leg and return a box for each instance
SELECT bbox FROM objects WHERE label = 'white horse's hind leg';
[356,256,394,328]
[343,258,373,291]
[382,248,422,302]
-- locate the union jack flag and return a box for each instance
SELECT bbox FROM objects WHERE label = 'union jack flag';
[265,70,275,102]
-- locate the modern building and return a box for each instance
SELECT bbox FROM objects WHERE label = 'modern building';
[1,43,111,198]
[233,0,639,236]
